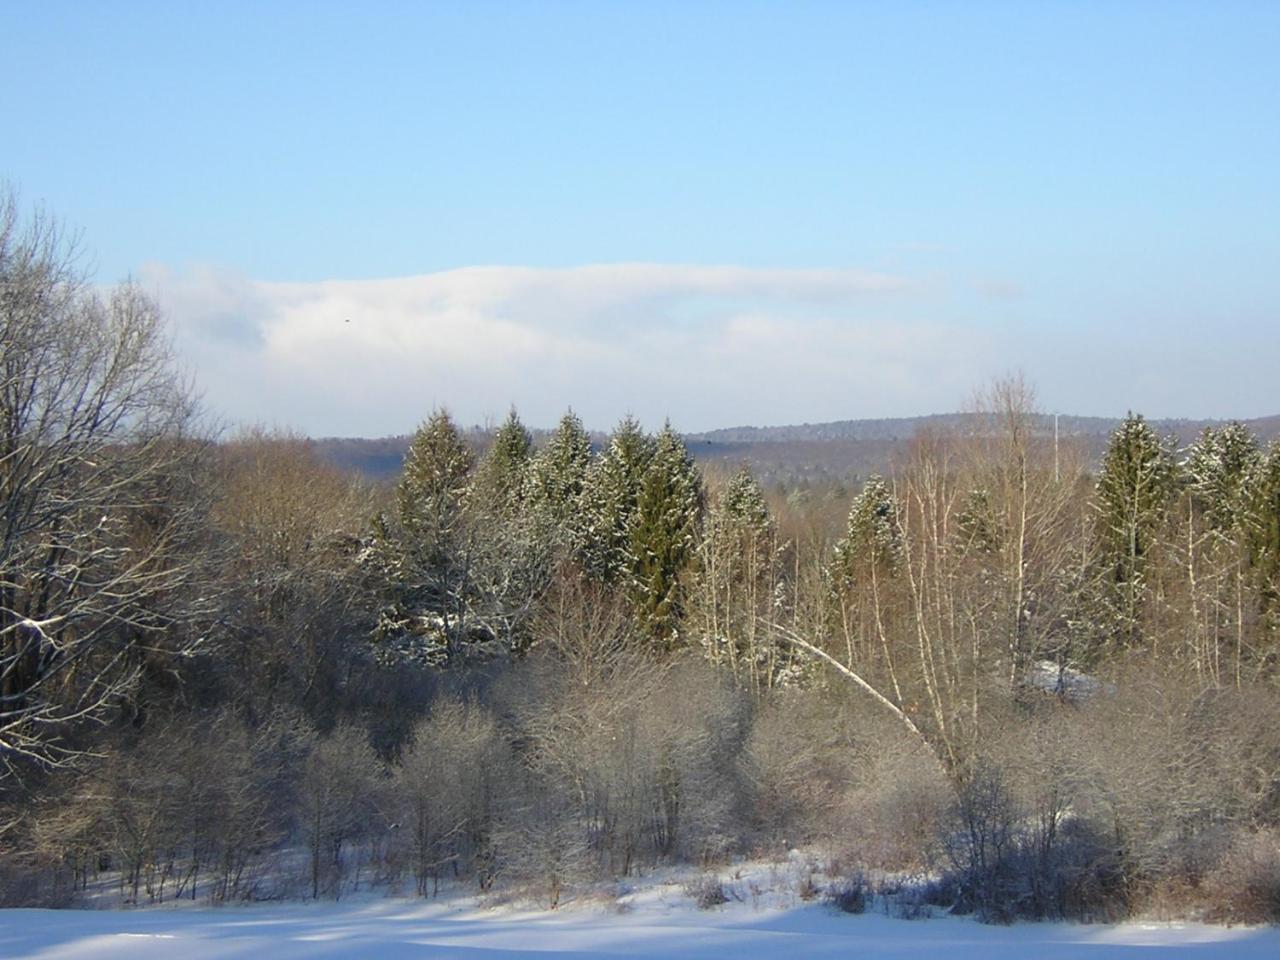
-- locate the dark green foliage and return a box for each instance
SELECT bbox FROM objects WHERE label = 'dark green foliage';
[398,410,475,543]
[371,411,477,664]
[1185,422,1261,533]
[694,466,788,690]
[833,475,901,577]
[526,411,592,541]
[628,424,704,646]
[957,487,1001,557]
[1093,413,1178,643]
[720,466,772,537]
[1245,442,1280,621]
[473,409,533,519]
[580,416,656,582]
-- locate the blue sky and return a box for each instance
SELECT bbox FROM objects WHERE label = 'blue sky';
[4,2,1279,434]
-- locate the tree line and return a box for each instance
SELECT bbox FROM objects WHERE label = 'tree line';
[2,191,1278,922]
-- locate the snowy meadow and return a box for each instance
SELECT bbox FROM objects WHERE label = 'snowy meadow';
[5,864,1280,960]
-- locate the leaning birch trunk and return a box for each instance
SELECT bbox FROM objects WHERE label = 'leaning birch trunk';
[763,619,954,781]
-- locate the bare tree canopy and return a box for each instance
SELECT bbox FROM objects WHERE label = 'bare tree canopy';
[0,188,211,779]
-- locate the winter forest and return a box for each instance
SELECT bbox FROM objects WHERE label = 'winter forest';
[3,193,1280,929]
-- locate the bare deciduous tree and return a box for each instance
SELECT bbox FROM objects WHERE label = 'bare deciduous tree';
[397,698,512,895]
[211,429,374,721]
[299,723,387,899]
[0,188,212,780]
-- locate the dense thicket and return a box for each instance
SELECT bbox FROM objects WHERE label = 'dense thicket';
[1,199,1278,922]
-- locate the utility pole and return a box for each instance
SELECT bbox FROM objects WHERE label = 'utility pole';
[1054,412,1060,485]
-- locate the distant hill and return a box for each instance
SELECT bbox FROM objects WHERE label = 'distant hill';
[687,413,1280,446]
[311,413,1280,488]
[310,425,604,484]
[685,413,1280,488]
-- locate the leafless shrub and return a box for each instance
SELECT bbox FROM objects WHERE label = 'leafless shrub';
[944,761,1022,922]
[396,697,514,895]
[7,707,307,906]
[298,722,388,899]
[210,430,376,726]
[825,873,868,913]
[739,690,852,844]
[644,657,748,864]
[684,873,730,909]
[842,730,950,873]
[495,776,588,909]
[797,869,820,901]
[1069,669,1280,912]
[506,611,747,878]
[884,882,934,920]
[1202,829,1280,924]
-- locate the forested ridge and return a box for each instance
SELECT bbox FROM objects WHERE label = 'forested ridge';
[310,413,1280,487]
[3,193,1280,924]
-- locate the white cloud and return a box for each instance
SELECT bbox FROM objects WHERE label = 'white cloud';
[141,261,1009,435]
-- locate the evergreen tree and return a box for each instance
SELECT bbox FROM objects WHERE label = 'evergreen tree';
[1178,423,1262,683]
[580,416,655,582]
[720,466,773,535]
[694,467,786,690]
[397,410,475,554]
[1185,421,1261,533]
[1094,413,1178,645]
[826,475,903,688]
[370,410,476,664]
[956,487,1002,559]
[833,475,901,576]
[1244,441,1280,624]
[473,409,534,519]
[468,409,550,653]
[627,423,704,646]
[526,410,593,547]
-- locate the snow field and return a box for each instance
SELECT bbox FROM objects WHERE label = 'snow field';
[2,856,1277,959]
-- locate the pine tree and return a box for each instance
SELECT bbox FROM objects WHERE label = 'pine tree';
[956,487,1002,559]
[398,410,474,551]
[579,416,655,582]
[694,466,786,690]
[1094,413,1178,646]
[526,410,593,547]
[1244,441,1280,625]
[833,475,901,576]
[473,409,534,519]
[720,466,772,535]
[827,475,903,689]
[371,410,476,664]
[1185,422,1261,534]
[1175,423,1263,683]
[627,423,704,646]
[468,409,550,653]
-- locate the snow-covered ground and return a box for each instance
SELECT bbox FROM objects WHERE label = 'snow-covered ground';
[2,860,1276,959]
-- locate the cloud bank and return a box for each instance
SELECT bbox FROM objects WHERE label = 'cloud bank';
[141,262,996,435]
[143,261,1276,437]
